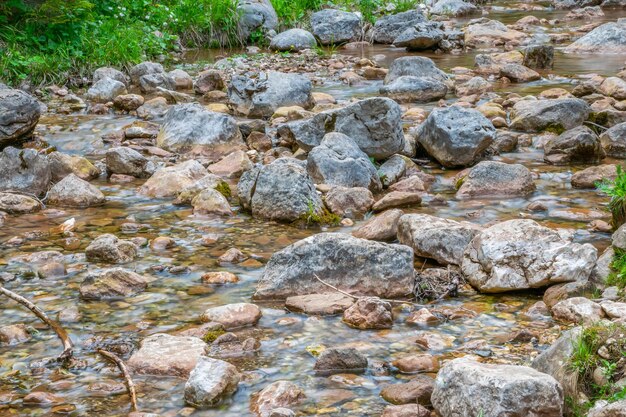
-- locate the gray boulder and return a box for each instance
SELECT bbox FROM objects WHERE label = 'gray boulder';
[86,77,127,102]
[0,89,41,148]
[47,174,106,207]
[544,126,605,165]
[238,0,278,39]
[48,151,100,182]
[564,21,626,54]
[314,347,368,375]
[462,219,597,293]
[139,160,208,198]
[106,147,153,178]
[393,22,444,50]
[254,233,415,300]
[129,61,164,85]
[510,98,590,132]
[128,333,207,378]
[310,9,361,45]
[307,132,382,191]
[79,267,151,299]
[324,186,374,218]
[228,71,314,118]
[184,357,240,408]
[522,45,554,69]
[373,10,426,44]
[457,161,536,198]
[398,214,482,266]
[0,147,50,196]
[238,158,322,222]
[270,29,316,51]
[417,106,496,167]
[156,103,244,156]
[279,97,404,159]
[432,358,563,417]
[385,56,450,85]
[430,0,479,16]
[85,234,138,264]
[139,73,175,94]
[380,76,448,103]
[93,67,129,86]
[600,122,626,158]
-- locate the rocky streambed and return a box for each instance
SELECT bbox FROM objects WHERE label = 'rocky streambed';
[3,1,626,416]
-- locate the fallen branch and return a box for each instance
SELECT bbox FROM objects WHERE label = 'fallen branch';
[313,274,420,306]
[0,286,73,362]
[98,349,138,412]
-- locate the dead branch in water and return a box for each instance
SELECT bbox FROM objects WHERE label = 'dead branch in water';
[313,274,421,306]
[98,349,139,412]
[0,286,73,362]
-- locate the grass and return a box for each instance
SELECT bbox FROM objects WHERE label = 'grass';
[597,164,626,230]
[607,248,626,290]
[295,199,341,227]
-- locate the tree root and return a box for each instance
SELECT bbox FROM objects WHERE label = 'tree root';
[98,349,139,413]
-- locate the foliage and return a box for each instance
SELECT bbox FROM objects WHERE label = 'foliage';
[597,165,626,230]
[607,248,626,290]
[215,181,232,199]
[295,200,341,227]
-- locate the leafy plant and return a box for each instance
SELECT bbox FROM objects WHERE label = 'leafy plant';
[597,165,626,230]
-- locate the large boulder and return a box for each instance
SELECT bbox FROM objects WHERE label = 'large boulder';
[393,22,444,51]
[238,158,322,222]
[310,9,361,45]
[307,133,382,191]
[47,174,106,207]
[564,21,626,54]
[385,56,449,85]
[543,125,605,165]
[228,71,314,118]
[430,0,478,16]
[510,98,590,132]
[184,357,240,408]
[156,103,244,156]
[432,358,563,417]
[398,214,482,266]
[456,161,536,198]
[600,122,626,157]
[372,10,426,44]
[79,268,151,299]
[380,76,448,103]
[417,106,496,167]
[0,89,41,148]
[139,160,207,198]
[253,233,415,300]
[0,147,50,196]
[279,97,404,159]
[238,0,278,39]
[86,78,127,103]
[462,219,597,293]
[270,29,316,51]
[128,333,208,377]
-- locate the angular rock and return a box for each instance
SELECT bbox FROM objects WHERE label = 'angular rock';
[191,188,232,216]
[129,61,164,85]
[0,147,50,196]
[184,357,240,408]
[600,122,626,158]
[372,191,421,211]
[500,63,541,83]
[465,19,527,48]
[285,293,354,315]
[0,192,41,214]
[552,297,605,324]
[314,348,368,375]
[510,98,590,132]
[106,147,152,178]
[571,164,617,188]
[49,151,100,182]
[79,267,151,300]
[85,234,138,264]
[201,303,262,329]
[47,174,106,207]
[385,56,450,85]
[352,209,403,241]
[417,106,496,167]
[86,78,127,103]
[254,233,414,300]
[456,161,536,198]
[373,10,426,44]
[588,400,626,417]
[462,219,597,293]
[544,126,604,165]
[310,9,361,45]
[128,333,208,377]
[270,29,316,51]
[393,22,444,51]
[431,0,478,16]
[324,186,374,218]
[252,381,305,417]
[522,45,555,69]
[432,358,563,417]
[238,0,278,39]
[380,76,448,103]
[564,21,626,54]
[343,297,392,329]
[93,67,129,86]
[139,160,207,198]
[0,88,41,148]
[194,70,225,95]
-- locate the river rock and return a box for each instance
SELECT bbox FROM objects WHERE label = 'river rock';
[280,97,404,159]
[600,122,626,157]
[551,297,605,324]
[600,300,626,320]
[383,404,430,417]
[314,347,368,375]
[307,133,382,191]
[229,71,313,118]
[571,164,617,188]
[380,76,448,103]
[47,174,106,207]
[285,293,354,315]
[465,19,527,48]
[0,147,50,196]
[270,29,316,51]
[49,151,100,182]
[380,374,434,405]
[377,155,407,188]
[86,78,127,102]
[79,267,151,299]
[128,333,208,377]
[310,9,361,45]
[431,0,478,16]
[106,147,152,178]
[432,358,563,417]
[140,160,208,198]
[324,186,374,218]
[238,0,278,39]
[238,158,322,222]
[0,324,31,346]
[352,209,404,241]
[114,94,144,111]
[184,357,240,408]
[417,106,496,167]
[254,233,414,300]
[522,45,555,69]
[191,188,232,216]
[251,381,305,417]
[456,161,536,198]
[342,297,392,329]
[510,98,590,132]
[398,214,482,266]
[0,89,41,148]
[194,70,225,95]
[0,192,41,214]
[372,191,421,211]
[393,22,444,51]
[201,303,262,329]
[544,126,604,165]
[129,61,164,85]
[462,219,597,293]
[564,21,626,54]
[373,10,426,44]
[385,56,449,85]
[93,67,128,86]
[156,103,244,156]
[85,234,138,264]
[500,63,541,82]
[393,354,439,373]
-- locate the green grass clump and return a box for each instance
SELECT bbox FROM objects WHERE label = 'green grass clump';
[607,248,626,289]
[215,181,232,198]
[295,200,341,227]
[203,328,227,343]
[597,165,626,230]
[544,123,566,135]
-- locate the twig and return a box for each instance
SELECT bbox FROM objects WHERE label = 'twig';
[313,274,420,306]
[584,121,609,131]
[98,349,139,412]
[0,286,73,362]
